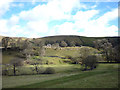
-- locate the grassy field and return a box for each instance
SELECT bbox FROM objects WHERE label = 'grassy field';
[2,50,19,64]
[2,64,119,88]
[2,46,98,64]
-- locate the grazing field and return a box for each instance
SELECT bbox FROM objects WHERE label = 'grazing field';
[2,64,119,88]
[2,46,98,64]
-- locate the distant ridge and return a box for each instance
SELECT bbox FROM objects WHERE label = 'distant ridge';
[0,35,119,47]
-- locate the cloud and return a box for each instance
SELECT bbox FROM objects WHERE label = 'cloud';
[0,0,13,17]
[0,19,8,34]
[8,15,19,26]
[19,0,87,21]
[0,17,23,37]
[11,3,24,8]
[97,8,118,25]
[51,8,118,37]
[77,8,118,37]
[52,22,78,35]
[51,9,99,36]
[17,0,86,37]
[0,0,118,38]
[91,4,97,9]
[73,10,99,21]
[26,21,48,33]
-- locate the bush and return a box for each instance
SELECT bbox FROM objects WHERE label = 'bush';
[65,55,73,59]
[2,68,17,76]
[71,57,82,64]
[82,55,98,70]
[44,67,55,74]
[2,69,8,76]
[37,67,46,74]
[2,65,16,76]
[17,67,35,75]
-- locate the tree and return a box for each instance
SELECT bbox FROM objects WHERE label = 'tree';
[82,55,98,70]
[71,57,82,64]
[79,47,94,61]
[2,37,11,50]
[16,38,23,49]
[32,62,39,74]
[22,39,29,50]
[22,42,34,60]
[9,38,17,49]
[69,41,75,47]
[93,39,113,62]
[60,41,67,47]
[71,47,98,65]
[112,45,120,62]
[10,57,24,76]
[40,48,45,56]
[33,39,45,57]
[52,43,59,49]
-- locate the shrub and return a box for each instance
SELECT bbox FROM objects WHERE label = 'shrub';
[2,69,8,76]
[82,55,98,70]
[2,65,15,76]
[17,67,35,75]
[65,55,73,59]
[2,68,17,76]
[37,67,46,74]
[71,57,82,64]
[44,67,55,74]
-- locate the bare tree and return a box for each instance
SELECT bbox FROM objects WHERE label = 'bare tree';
[10,57,24,76]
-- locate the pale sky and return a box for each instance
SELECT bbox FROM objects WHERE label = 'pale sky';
[0,0,119,38]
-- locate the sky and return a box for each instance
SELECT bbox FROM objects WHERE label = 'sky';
[0,0,119,38]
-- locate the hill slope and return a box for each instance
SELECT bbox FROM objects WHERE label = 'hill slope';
[41,35,103,47]
[0,35,120,47]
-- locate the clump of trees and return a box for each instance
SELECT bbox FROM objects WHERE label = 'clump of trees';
[32,38,45,56]
[93,39,120,62]
[2,37,12,50]
[112,45,120,62]
[70,47,100,70]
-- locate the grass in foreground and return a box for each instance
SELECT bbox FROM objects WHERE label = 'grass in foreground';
[2,64,119,88]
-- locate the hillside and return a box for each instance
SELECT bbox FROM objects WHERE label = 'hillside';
[40,35,119,47]
[0,35,120,47]
[40,35,102,47]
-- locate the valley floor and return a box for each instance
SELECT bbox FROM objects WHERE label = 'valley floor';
[2,64,119,88]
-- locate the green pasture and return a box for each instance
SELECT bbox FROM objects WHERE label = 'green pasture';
[2,64,119,88]
[2,46,98,64]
